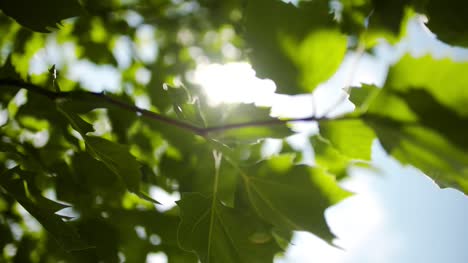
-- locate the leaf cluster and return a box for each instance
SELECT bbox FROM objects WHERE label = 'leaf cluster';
[0,0,468,262]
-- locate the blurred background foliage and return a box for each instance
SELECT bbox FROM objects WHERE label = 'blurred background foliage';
[0,0,468,262]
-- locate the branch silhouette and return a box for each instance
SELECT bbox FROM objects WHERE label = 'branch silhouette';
[0,78,333,136]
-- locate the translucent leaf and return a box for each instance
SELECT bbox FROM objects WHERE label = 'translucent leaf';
[244,0,346,94]
[358,55,468,192]
[159,143,238,206]
[385,55,468,116]
[177,193,281,263]
[109,209,198,262]
[282,30,347,92]
[334,0,372,34]
[310,135,351,179]
[364,114,468,191]
[337,0,410,43]
[205,103,293,142]
[319,119,375,161]
[240,156,351,242]
[395,89,468,149]
[349,84,381,113]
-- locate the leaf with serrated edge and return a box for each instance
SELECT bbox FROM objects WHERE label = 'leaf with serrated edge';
[177,193,281,263]
[0,167,91,251]
[244,0,346,94]
[359,55,468,193]
[57,104,156,201]
[319,119,375,161]
[239,156,351,243]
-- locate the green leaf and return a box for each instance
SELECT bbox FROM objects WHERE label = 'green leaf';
[208,139,265,167]
[282,30,348,92]
[310,135,351,180]
[106,94,138,143]
[57,102,94,135]
[425,0,468,47]
[0,56,21,80]
[244,0,347,94]
[205,103,293,142]
[165,84,206,127]
[212,124,292,143]
[65,152,127,204]
[394,89,468,149]
[0,0,84,32]
[109,209,198,263]
[57,104,147,197]
[349,84,381,113]
[0,56,22,104]
[337,0,412,44]
[319,118,375,161]
[239,156,351,242]
[335,0,372,34]
[368,0,408,34]
[159,143,238,206]
[364,114,468,192]
[83,136,142,193]
[0,167,91,251]
[358,55,468,192]
[384,55,468,116]
[177,193,281,263]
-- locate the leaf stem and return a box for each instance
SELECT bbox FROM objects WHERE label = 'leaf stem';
[207,150,222,262]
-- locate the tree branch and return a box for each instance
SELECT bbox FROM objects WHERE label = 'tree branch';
[0,79,331,136]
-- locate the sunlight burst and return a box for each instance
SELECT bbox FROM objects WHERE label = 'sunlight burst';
[192,62,276,105]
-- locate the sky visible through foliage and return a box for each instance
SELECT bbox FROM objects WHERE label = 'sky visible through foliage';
[1,0,468,262]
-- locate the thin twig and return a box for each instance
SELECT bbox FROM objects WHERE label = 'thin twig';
[207,150,222,261]
[0,79,339,136]
[203,115,327,134]
[1,78,204,135]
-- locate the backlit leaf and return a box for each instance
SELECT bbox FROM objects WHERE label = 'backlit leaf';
[239,156,351,242]
[384,55,468,116]
[310,135,351,180]
[205,103,293,142]
[349,84,381,114]
[244,0,347,94]
[319,118,375,161]
[359,55,468,193]
[177,193,281,263]
[364,114,468,191]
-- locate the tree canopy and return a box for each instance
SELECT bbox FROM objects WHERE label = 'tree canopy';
[0,0,468,262]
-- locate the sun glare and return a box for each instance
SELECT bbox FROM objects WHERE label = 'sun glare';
[191,62,277,105]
